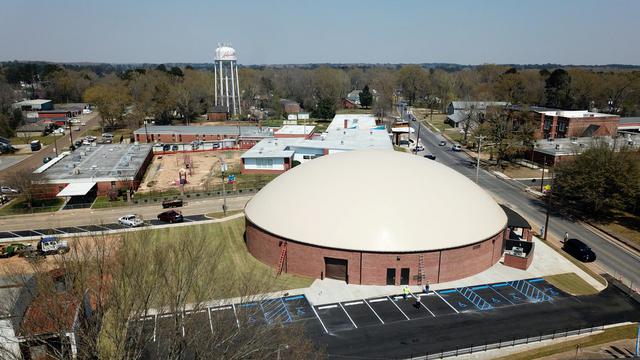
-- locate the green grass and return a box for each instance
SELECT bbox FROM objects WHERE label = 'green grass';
[335,109,372,114]
[261,119,284,127]
[0,197,64,216]
[10,134,56,146]
[421,114,448,133]
[597,210,640,249]
[496,323,638,360]
[394,145,408,152]
[86,127,132,140]
[206,210,244,219]
[92,195,128,209]
[543,240,607,287]
[143,217,313,295]
[544,273,598,296]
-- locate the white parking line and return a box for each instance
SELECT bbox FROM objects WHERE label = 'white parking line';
[231,303,240,329]
[318,304,338,310]
[153,315,157,342]
[338,303,358,329]
[489,286,515,305]
[31,230,44,235]
[364,300,384,324]
[415,296,436,317]
[207,307,214,333]
[368,298,388,303]
[343,301,363,306]
[310,305,329,334]
[435,292,459,314]
[387,296,410,320]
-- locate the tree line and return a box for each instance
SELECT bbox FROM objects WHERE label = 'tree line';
[1,62,639,138]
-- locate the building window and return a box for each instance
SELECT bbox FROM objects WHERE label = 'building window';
[110,181,116,188]
[557,120,567,133]
[543,117,553,131]
[256,158,273,169]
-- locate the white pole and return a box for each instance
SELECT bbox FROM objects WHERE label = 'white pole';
[235,60,241,115]
[225,64,230,111]
[214,62,218,107]
[219,61,224,109]
[230,61,237,116]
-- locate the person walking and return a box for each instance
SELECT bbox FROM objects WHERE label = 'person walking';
[402,286,410,300]
[563,232,569,243]
[424,282,430,294]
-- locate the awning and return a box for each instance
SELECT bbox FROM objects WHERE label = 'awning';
[500,204,531,229]
[57,182,96,197]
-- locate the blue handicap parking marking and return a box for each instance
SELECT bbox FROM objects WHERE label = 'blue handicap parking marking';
[490,283,529,304]
[526,279,566,299]
[438,290,475,312]
[457,302,467,308]
[283,295,316,322]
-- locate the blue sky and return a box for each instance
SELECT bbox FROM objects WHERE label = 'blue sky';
[1,0,638,65]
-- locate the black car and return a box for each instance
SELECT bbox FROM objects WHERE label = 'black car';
[157,210,184,223]
[562,238,596,262]
[424,154,436,160]
[162,199,183,208]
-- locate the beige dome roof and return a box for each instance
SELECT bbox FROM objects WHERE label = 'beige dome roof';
[245,150,507,252]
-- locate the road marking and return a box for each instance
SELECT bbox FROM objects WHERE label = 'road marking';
[343,301,363,306]
[231,303,240,329]
[414,296,436,317]
[364,299,384,324]
[489,286,515,305]
[317,304,338,310]
[207,307,214,333]
[310,305,329,334]
[31,230,44,236]
[153,315,157,342]
[387,296,410,320]
[210,305,232,311]
[368,298,387,303]
[7,232,21,237]
[338,303,358,328]
[435,291,459,314]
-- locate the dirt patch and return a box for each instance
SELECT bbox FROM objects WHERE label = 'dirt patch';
[138,150,243,193]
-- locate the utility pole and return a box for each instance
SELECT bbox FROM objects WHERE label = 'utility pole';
[219,158,228,216]
[540,155,546,193]
[543,167,554,241]
[475,136,486,183]
[415,121,421,155]
[53,131,58,157]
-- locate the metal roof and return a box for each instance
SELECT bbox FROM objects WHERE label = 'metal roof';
[133,125,272,138]
[245,150,507,252]
[57,182,96,197]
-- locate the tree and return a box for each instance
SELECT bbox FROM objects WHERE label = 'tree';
[477,106,536,168]
[553,143,640,217]
[545,69,573,109]
[460,105,479,144]
[371,69,396,118]
[359,85,373,109]
[311,96,336,120]
[397,65,428,105]
[83,77,131,132]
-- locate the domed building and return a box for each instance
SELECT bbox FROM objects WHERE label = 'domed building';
[244,150,508,285]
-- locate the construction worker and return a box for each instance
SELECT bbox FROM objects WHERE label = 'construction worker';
[402,286,410,300]
[424,282,430,294]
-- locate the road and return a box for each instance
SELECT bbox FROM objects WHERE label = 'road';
[0,195,251,231]
[0,111,102,182]
[403,106,639,286]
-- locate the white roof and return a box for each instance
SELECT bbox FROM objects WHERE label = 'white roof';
[536,110,615,118]
[56,182,96,197]
[13,99,52,106]
[327,114,378,131]
[245,150,507,252]
[275,125,315,135]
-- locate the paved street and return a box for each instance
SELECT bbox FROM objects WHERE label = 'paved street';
[404,109,640,287]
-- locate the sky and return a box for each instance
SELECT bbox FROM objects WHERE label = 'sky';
[1,0,639,65]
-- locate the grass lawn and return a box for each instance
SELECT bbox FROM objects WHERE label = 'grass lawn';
[206,210,243,219]
[544,272,598,296]
[336,109,372,114]
[598,210,640,249]
[261,119,284,127]
[10,134,56,146]
[501,162,545,179]
[86,126,133,140]
[394,145,408,152]
[495,323,638,360]
[145,217,313,296]
[0,197,64,216]
[92,195,128,209]
[542,240,607,287]
[421,114,448,132]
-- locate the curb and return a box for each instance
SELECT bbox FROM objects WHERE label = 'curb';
[582,221,640,256]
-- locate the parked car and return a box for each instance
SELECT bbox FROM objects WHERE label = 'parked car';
[452,144,462,151]
[412,145,424,152]
[118,214,144,227]
[424,154,436,160]
[43,156,52,164]
[438,140,447,146]
[157,210,184,223]
[0,186,19,194]
[171,145,179,151]
[30,140,41,151]
[562,238,596,262]
[162,199,183,208]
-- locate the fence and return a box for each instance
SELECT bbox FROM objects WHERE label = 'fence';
[612,271,639,295]
[410,325,606,360]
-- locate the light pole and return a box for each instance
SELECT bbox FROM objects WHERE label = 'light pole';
[219,157,228,216]
[475,136,486,183]
[543,167,554,241]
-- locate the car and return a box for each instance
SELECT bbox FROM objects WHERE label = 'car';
[82,139,91,145]
[562,238,596,262]
[80,122,86,126]
[162,144,171,151]
[412,145,424,152]
[43,156,52,164]
[0,186,19,194]
[157,210,184,223]
[438,140,447,146]
[424,154,436,160]
[30,140,41,151]
[162,198,183,208]
[452,144,462,151]
[118,214,144,227]
[408,139,415,144]
[73,126,81,131]
[74,140,83,147]
[171,145,179,151]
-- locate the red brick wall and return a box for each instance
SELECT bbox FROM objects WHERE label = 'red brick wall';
[135,133,239,144]
[246,220,505,285]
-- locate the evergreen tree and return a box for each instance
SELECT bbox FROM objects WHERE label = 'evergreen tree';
[545,69,573,109]
[359,85,373,108]
[311,97,336,119]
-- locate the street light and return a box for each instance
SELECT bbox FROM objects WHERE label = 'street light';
[218,157,228,216]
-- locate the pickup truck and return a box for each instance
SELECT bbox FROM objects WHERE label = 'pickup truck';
[19,236,70,259]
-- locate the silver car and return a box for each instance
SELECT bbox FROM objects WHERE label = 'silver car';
[118,214,144,227]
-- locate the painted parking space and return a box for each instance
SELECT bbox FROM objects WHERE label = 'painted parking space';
[56,226,86,234]
[235,302,267,325]
[0,232,18,239]
[184,214,208,221]
[183,309,211,336]
[418,293,458,316]
[390,295,434,319]
[78,225,109,232]
[437,289,475,312]
[366,297,407,323]
[11,230,40,237]
[102,223,127,230]
[468,285,512,308]
[209,305,238,328]
[33,228,63,235]
[314,303,356,333]
[283,295,316,322]
[527,278,567,299]
[340,300,383,327]
[490,282,531,304]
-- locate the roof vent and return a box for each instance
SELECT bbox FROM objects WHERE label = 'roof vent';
[91,165,98,170]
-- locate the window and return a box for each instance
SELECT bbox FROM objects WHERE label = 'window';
[256,158,273,169]
[557,120,567,132]
[111,181,116,188]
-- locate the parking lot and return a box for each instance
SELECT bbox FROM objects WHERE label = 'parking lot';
[0,214,211,240]
[313,278,566,334]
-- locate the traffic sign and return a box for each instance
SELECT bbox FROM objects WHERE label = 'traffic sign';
[227,174,236,184]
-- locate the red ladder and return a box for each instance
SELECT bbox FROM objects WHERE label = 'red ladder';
[276,242,287,276]
[417,254,426,285]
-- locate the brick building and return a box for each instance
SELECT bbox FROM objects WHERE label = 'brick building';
[133,125,273,149]
[244,150,509,285]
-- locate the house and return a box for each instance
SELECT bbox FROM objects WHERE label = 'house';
[346,90,361,106]
[527,134,640,166]
[341,98,358,109]
[445,101,509,128]
[15,122,53,137]
[12,99,54,112]
[207,105,229,121]
[280,99,301,114]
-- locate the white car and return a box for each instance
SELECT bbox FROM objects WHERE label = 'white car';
[0,186,19,194]
[118,214,144,227]
[452,144,462,152]
[411,145,425,152]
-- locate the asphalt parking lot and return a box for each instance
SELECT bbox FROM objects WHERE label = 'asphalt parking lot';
[0,214,210,240]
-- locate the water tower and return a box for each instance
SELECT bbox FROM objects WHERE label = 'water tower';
[214,43,241,116]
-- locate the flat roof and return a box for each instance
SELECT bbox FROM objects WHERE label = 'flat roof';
[327,114,378,131]
[275,125,315,135]
[57,182,96,197]
[133,125,272,138]
[535,109,616,118]
[34,144,152,184]
[13,99,52,106]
